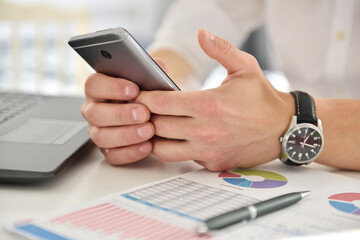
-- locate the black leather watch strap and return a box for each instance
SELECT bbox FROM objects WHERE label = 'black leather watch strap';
[290,91,317,124]
[284,160,302,166]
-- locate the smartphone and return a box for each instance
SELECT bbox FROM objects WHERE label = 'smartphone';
[68,27,180,91]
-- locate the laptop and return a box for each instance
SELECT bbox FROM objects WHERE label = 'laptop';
[0,91,91,183]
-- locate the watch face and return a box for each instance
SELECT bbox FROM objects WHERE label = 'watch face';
[283,123,324,163]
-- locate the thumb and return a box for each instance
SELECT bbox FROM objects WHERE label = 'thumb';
[197,29,259,76]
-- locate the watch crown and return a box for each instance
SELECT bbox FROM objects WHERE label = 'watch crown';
[280,137,283,143]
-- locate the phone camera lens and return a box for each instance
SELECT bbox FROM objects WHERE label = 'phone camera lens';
[100,50,112,59]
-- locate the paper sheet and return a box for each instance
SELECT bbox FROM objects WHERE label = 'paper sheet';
[5,162,360,239]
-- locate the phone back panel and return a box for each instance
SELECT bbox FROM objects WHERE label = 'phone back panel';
[69,28,180,91]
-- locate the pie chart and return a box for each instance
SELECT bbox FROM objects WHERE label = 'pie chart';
[218,169,287,188]
[328,192,360,216]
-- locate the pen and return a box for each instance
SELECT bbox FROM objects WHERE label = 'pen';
[197,191,311,235]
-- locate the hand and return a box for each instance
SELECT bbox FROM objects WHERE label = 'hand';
[136,29,294,171]
[81,72,156,165]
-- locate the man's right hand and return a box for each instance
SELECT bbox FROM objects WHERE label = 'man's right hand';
[81,73,155,164]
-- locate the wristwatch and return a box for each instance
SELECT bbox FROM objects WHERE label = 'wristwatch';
[280,91,324,166]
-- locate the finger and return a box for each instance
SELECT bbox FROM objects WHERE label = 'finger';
[136,90,194,116]
[101,141,152,165]
[153,57,168,73]
[197,29,260,76]
[89,123,154,149]
[151,137,195,162]
[151,114,192,140]
[85,73,139,101]
[194,160,232,172]
[82,102,150,127]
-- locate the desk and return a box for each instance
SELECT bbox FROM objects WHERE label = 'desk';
[0,145,359,239]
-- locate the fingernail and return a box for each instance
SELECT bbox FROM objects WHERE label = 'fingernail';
[206,30,216,43]
[125,85,138,98]
[139,142,151,153]
[132,107,147,122]
[137,125,152,138]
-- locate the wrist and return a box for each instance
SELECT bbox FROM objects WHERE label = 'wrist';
[279,91,296,135]
[264,91,295,162]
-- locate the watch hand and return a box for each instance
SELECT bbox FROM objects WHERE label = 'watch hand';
[300,142,316,148]
[301,135,310,148]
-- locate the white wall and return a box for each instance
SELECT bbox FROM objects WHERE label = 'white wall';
[0,0,174,95]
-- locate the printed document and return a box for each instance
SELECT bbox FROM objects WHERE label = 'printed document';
[5,162,360,239]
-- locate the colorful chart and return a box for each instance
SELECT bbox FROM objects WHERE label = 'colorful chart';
[328,192,360,216]
[218,169,287,188]
[40,202,197,239]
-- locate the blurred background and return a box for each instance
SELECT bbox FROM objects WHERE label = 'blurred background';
[0,0,288,96]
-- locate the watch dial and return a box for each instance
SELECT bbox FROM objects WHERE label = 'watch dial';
[285,126,323,162]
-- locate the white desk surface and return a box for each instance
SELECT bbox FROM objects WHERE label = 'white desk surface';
[1,145,359,239]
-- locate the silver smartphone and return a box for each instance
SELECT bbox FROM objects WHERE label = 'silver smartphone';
[68,27,180,91]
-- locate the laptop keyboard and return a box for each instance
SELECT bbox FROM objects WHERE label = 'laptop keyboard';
[0,92,44,125]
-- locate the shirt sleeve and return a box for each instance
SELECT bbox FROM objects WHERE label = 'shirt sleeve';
[147,0,265,83]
